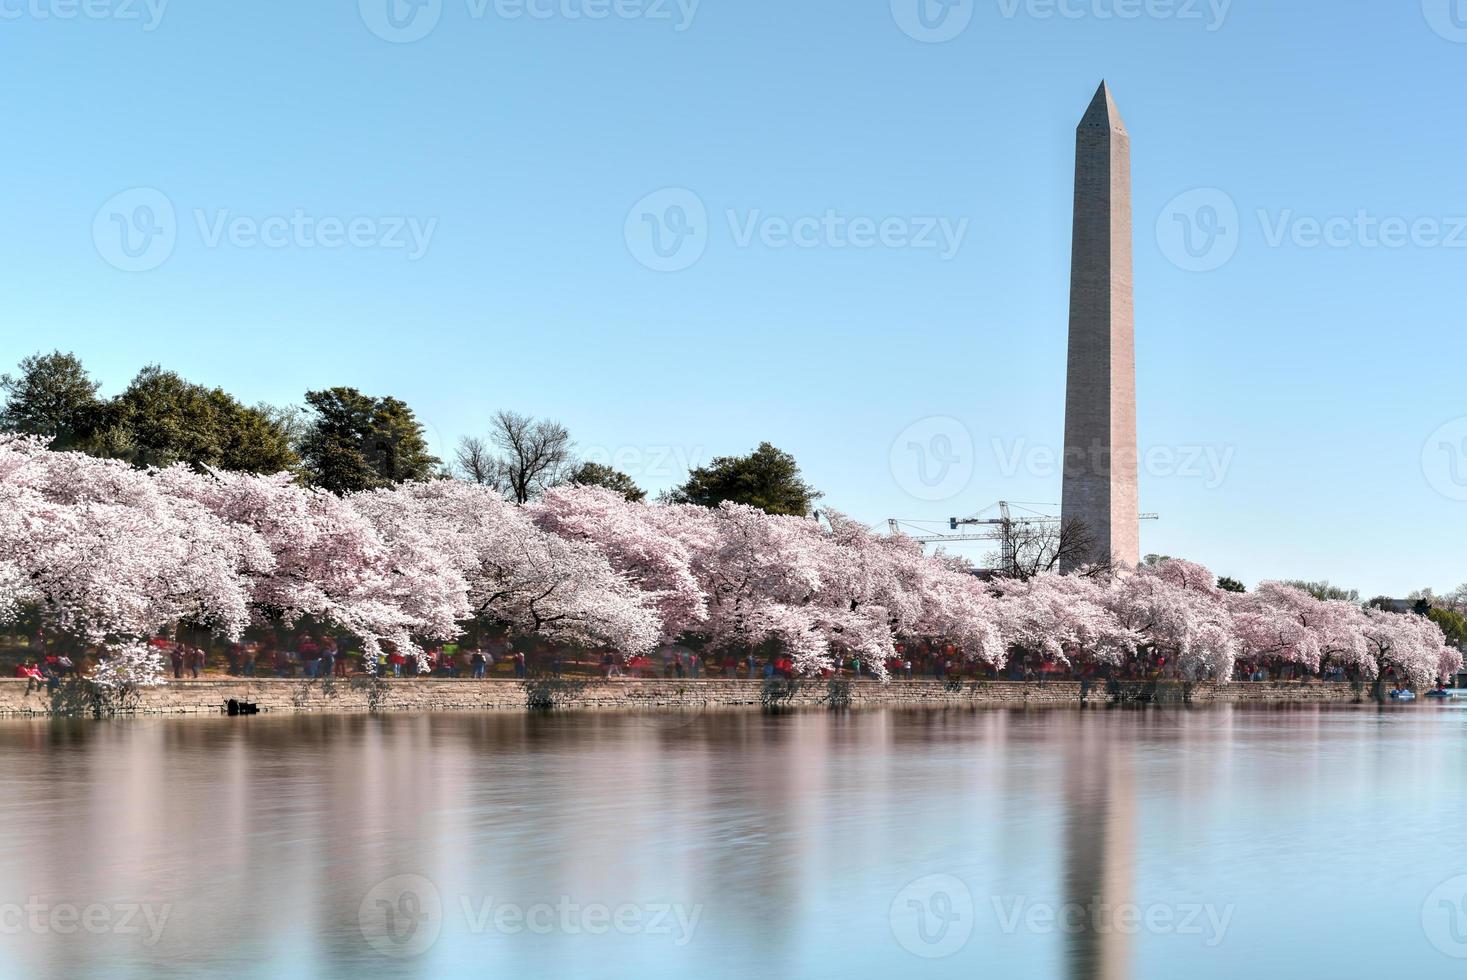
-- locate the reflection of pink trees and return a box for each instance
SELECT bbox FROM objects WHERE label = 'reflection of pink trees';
[2,438,1461,686]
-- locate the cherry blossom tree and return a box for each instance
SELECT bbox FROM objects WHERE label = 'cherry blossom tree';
[159,465,429,663]
[1108,559,1237,680]
[529,485,706,642]
[0,436,269,642]
[897,548,1008,670]
[999,573,1138,670]
[652,501,844,676]
[1361,607,1461,688]
[359,480,660,658]
[87,641,168,689]
[1230,582,1374,679]
[3,438,1458,691]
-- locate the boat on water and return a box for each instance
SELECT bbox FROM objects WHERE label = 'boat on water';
[1389,689,1417,702]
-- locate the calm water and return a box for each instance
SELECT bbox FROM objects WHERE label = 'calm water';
[2,704,1466,979]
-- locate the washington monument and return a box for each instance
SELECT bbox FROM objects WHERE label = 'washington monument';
[1061,81,1140,572]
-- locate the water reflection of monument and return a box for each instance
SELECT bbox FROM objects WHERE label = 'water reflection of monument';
[1062,718,1135,980]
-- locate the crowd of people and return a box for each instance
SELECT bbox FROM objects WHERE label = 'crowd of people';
[2,629,1446,690]
[11,650,74,686]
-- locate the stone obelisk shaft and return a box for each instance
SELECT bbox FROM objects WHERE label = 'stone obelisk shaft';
[1061,82,1139,572]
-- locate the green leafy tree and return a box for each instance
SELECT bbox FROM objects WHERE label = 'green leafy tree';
[1217,576,1246,594]
[1428,607,1467,648]
[667,442,820,517]
[567,461,646,503]
[299,387,439,493]
[0,351,102,448]
[1283,580,1359,603]
[105,366,297,473]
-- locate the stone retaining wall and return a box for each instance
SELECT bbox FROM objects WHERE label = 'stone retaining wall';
[0,677,1368,718]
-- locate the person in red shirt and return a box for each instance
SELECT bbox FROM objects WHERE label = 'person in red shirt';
[14,662,44,682]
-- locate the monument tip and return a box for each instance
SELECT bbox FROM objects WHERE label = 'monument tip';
[1079,80,1126,134]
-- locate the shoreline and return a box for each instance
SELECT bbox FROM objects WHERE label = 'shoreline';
[0,676,1389,718]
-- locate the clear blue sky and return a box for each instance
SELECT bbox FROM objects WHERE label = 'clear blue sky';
[3,1,1465,598]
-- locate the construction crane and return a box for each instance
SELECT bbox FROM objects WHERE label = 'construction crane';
[887,501,1159,567]
[887,501,1059,568]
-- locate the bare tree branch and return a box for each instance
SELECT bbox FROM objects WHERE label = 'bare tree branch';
[987,517,1113,581]
[485,411,575,504]
[455,435,501,488]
